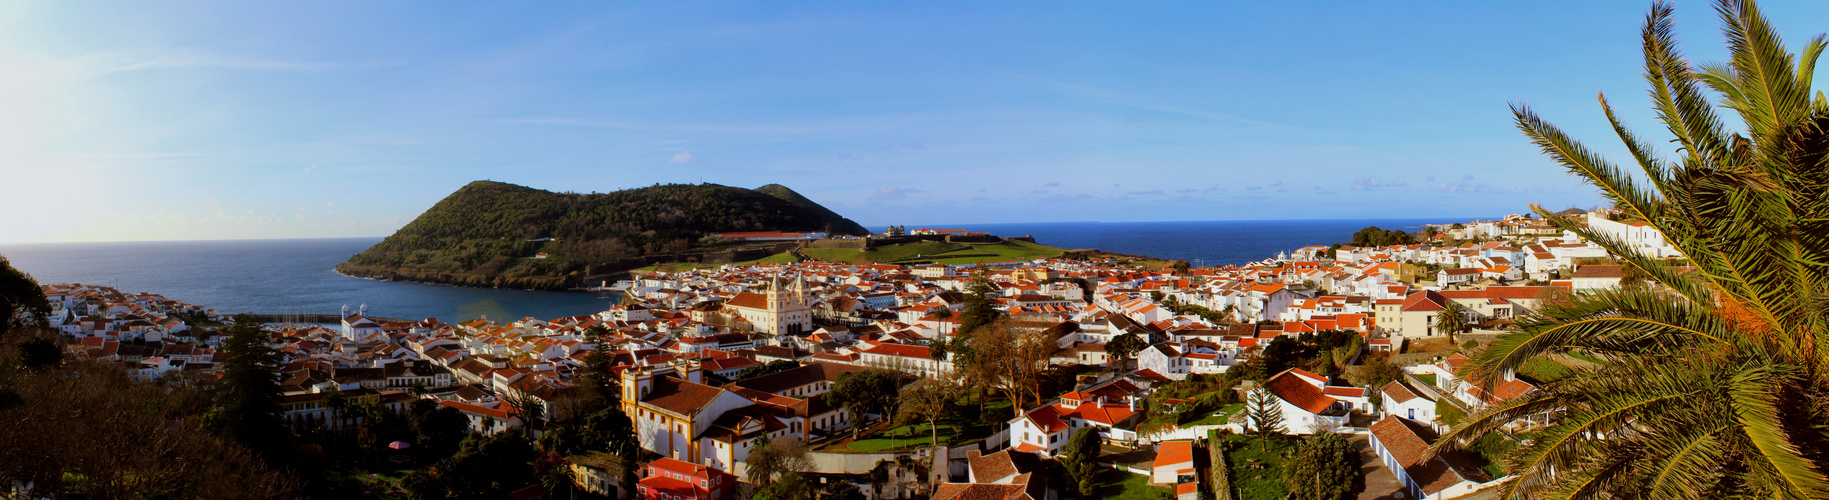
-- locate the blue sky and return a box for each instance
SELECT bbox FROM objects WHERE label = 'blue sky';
[3,1,1827,243]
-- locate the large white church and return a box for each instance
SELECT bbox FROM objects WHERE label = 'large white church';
[720,274,814,336]
[340,304,384,341]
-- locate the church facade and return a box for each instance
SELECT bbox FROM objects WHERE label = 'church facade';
[340,304,383,341]
[721,274,814,336]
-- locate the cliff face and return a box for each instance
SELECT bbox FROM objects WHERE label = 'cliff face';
[336,181,866,289]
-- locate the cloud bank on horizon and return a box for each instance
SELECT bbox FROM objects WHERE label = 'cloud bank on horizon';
[4,1,1821,243]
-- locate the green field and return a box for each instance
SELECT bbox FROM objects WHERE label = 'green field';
[802,240,1066,266]
[1084,468,1175,500]
[802,241,962,264]
[636,251,801,272]
[1223,433,1295,500]
[926,240,1066,264]
[845,422,967,452]
[1518,358,1573,383]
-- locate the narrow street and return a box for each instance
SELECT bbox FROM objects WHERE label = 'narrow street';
[1352,435,1406,500]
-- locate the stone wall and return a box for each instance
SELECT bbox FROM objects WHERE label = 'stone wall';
[807,238,871,250]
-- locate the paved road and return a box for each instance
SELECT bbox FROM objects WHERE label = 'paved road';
[1353,435,1407,500]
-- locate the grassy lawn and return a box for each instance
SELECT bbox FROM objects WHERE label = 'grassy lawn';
[847,422,964,452]
[637,251,800,272]
[1182,403,1246,427]
[924,241,1066,265]
[1566,351,1606,365]
[1415,373,1438,387]
[1222,434,1294,500]
[1518,358,1572,383]
[800,241,961,264]
[1083,467,1174,500]
[845,399,1014,452]
[1456,432,1519,479]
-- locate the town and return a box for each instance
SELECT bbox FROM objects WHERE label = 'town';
[39,209,1667,500]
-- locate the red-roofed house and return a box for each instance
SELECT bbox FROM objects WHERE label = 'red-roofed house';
[637,457,737,500]
[1151,440,1196,484]
[1008,393,1144,457]
[1369,417,1491,500]
[1252,368,1360,434]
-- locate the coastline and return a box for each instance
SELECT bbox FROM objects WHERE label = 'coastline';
[333,263,578,291]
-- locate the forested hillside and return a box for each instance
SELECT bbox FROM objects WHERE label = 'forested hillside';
[338,181,867,289]
[755,183,869,235]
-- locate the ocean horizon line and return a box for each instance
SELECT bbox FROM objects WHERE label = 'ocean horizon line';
[0,216,1495,246]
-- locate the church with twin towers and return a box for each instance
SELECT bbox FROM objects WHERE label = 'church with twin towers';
[719,273,813,336]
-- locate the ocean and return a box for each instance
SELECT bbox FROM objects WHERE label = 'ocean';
[0,238,620,324]
[0,218,1468,323]
[911,218,1468,267]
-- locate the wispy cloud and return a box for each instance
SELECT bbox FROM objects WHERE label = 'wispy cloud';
[73,48,337,77]
[1433,175,1504,193]
[1042,80,1294,130]
[870,185,921,201]
[669,151,699,164]
[1352,177,1409,191]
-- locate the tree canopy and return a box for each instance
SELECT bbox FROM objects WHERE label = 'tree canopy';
[1345,226,1417,248]
[340,181,868,287]
[1435,1,1829,498]
[1284,432,1357,500]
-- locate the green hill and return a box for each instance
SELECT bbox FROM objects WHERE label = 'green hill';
[754,183,870,236]
[336,180,867,289]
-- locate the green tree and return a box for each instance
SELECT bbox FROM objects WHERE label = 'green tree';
[1060,427,1104,494]
[825,481,867,500]
[896,380,961,449]
[1284,432,1356,500]
[408,399,470,457]
[735,359,802,380]
[580,325,619,404]
[1434,2,1829,498]
[927,337,949,362]
[957,276,1003,334]
[17,336,62,370]
[215,314,293,465]
[582,407,638,487]
[1435,301,1468,342]
[1243,387,1285,451]
[828,369,910,435]
[0,255,49,330]
[324,387,347,430]
[745,435,812,488]
[1349,352,1405,395]
[754,471,812,500]
[1105,332,1148,370]
[404,432,538,499]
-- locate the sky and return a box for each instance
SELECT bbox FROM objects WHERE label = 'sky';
[3,1,1828,243]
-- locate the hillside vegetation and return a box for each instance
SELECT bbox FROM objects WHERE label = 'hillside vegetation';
[338,181,867,288]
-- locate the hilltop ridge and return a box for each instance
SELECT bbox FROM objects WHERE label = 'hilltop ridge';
[336,181,869,289]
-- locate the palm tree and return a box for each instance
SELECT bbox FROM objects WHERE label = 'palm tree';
[1435,301,1469,342]
[1430,2,1829,498]
[324,387,347,431]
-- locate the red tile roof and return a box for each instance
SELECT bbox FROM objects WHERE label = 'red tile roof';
[1265,369,1339,414]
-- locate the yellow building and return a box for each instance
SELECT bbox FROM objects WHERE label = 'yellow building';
[620,360,756,465]
[1374,261,1428,284]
